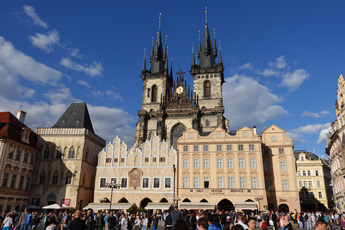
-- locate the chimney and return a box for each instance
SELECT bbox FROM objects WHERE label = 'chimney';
[17,110,27,123]
[253,126,257,135]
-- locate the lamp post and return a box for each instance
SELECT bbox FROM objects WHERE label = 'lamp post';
[255,197,263,212]
[173,164,176,206]
[105,182,120,211]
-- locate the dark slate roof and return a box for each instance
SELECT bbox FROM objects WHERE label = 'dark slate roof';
[0,112,38,149]
[52,103,94,133]
[294,150,319,160]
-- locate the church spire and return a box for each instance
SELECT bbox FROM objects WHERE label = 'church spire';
[199,7,215,68]
[213,28,217,58]
[151,13,165,73]
[197,30,201,60]
[150,37,154,64]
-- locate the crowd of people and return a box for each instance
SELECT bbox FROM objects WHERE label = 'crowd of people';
[0,207,343,230]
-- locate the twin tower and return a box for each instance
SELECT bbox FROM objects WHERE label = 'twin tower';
[134,13,228,148]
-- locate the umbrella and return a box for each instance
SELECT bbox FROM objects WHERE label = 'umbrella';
[42,204,61,209]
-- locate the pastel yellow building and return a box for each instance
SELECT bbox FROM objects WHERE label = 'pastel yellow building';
[176,125,300,213]
[295,151,333,211]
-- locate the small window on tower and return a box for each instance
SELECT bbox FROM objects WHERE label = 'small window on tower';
[206,119,210,127]
[204,81,210,97]
[152,85,157,102]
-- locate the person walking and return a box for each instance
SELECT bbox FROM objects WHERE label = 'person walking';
[171,206,183,230]
[1,213,13,230]
[68,211,86,230]
[134,216,141,230]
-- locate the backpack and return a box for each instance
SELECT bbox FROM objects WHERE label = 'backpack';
[25,214,33,226]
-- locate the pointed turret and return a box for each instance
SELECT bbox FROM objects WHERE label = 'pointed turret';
[213,28,217,58]
[191,43,195,66]
[151,13,165,73]
[165,46,169,70]
[150,37,154,64]
[197,30,201,59]
[142,48,147,78]
[218,40,223,64]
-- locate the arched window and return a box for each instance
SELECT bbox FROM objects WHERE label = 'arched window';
[204,81,211,97]
[151,85,157,102]
[52,171,58,185]
[68,147,75,159]
[43,148,50,159]
[56,148,62,159]
[303,171,306,176]
[307,170,311,176]
[65,172,72,185]
[39,171,46,184]
[205,119,210,127]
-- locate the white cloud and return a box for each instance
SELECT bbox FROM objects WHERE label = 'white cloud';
[23,5,48,29]
[223,74,288,129]
[92,90,123,100]
[0,36,63,84]
[302,110,330,118]
[291,123,331,134]
[44,87,74,104]
[281,69,309,91]
[236,63,254,70]
[78,80,91,88]
[30,30,59,53]
[317,126,332,144]
[286,132,306,144]
[60,58,103,77]
[261,69,280,77]
[0,96,135,145]
[269,55,287,69]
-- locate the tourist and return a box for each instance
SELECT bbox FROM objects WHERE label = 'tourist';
[315,219,327,230]
[46,216,57,230]
[1,213,13,230]
[197,218,208,230]
[259,218,268,230]
[171,206,183,229]
[17,209,28,230]
[152,214,158,230]
[141,214,148,230]
[174,219,188,230]
[134,216,141,230]
[108,212,117,230]
[234,215,247,230]
[247,217,256,230]
[68,210,86,230]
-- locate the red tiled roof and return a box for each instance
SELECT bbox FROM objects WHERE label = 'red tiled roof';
[0,112,38,149]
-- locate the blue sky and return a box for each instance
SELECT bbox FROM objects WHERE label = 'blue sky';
[0,1,343,157]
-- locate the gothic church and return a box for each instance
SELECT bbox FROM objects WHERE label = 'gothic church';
[134,14,229,148]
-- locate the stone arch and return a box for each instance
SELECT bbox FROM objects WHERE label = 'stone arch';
[171,123,186,149]
[182,198,191,202]
[278,204,289,214]
[160,198,169,203]
[118,197,129,203]
[217,199,234,211]
[39,171,46,184]
[68,147,75,159]
[200,199,208,203]
[245,199,254,202]
[151,85,158,102]
[204,80,211,97]
[140,197,152,209]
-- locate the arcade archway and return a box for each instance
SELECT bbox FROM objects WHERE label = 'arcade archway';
[217,199,234,211]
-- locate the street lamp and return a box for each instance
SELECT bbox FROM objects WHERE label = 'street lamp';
[105,182,120,210]
[255,197,263,212]
[173,164,176,207]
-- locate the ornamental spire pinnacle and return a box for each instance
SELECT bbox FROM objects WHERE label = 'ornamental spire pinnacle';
[191,43,195,66]
[142,48,146,73]
[151,13,164,73]
[218,40,223,64]
[199,8,215,67]
[213,28,217,58]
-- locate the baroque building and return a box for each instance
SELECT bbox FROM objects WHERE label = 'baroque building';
[134,13,229,148]
[326,74,345,212]
[177,125,300,213]
[0,111,38,212]
[88,135,177,210]
[30,103,105,210]
[294,150,333,211]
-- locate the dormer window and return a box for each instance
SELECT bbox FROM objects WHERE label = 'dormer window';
[21,128,30,144]
[301,156,304,161]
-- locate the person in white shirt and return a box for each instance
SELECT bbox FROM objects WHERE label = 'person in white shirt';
[235,215,248,230]
[2,213,13,230]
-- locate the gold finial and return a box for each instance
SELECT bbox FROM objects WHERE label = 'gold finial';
[205,7,208,23]
[159,13,162,29]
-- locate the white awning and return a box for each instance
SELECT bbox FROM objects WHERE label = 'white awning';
[84,203,133,210]
[234,202,257,210]
[179,202,216,210]
[42,204,61,209]
[145,203,172,210]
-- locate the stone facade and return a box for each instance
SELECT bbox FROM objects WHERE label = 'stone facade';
[294,151,333,211]
[92,135,177,209]
[326,74,345,212]
[176,125,300,213]
[0,111,39,212]
[134,17,228,148]
[29,103,105,209]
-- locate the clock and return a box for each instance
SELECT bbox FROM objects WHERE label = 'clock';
[176,86,184,94]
